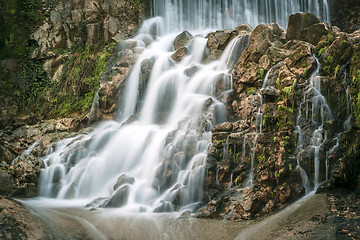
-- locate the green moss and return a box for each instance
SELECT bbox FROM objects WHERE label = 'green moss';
[0,0,45,59]
[259,68,265,78]
[246,87,256,96]
[45,43,112,118]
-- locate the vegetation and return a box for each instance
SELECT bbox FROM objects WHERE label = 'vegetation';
[45,43,112,118]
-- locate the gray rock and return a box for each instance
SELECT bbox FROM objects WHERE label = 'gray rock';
[113,174,135,191]
[105,185,130,208]
[286,13,320,41]
[173,31,193,51]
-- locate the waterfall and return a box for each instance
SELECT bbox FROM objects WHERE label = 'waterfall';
[39,21,251,212]
[151,0,330,31]
[36,0,332,213]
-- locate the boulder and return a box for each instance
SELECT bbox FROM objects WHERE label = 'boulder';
[113,174,135,191]
[286,13,320,41]
[104,185,130,208]
[171,47,189,62]
[304,22,330,45]
[173,31,193,50]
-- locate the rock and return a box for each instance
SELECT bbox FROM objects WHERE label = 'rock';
[286,13,320,41]
[113,174,135,191]
[0,196,53,239]
[50,10,62,31]
[304,22,330,45]
[173,31,193,50]
[171,47,189,62]
[0,170,14,195]
[206,29,238,51]
[153,201,175,213]
[236,24,252,34]
[56,118,79,132]
[104,185,130,208]
[86,23,100,45]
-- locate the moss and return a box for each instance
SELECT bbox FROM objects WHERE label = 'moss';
[314,32,335,57]
[246,87,256,96]
[0,0,45,60]
[350,44,360,128]
[259,68,265,78]
[45,43,112,118]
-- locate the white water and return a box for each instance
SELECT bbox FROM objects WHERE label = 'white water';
[152,0,330,31]
[38,19,252,213]
[295,56,333,193]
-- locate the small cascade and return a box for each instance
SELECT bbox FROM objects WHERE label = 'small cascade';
[88,90,100,124]
[152,0,330,31]
[246,91,264,187]
[295,55,333,193]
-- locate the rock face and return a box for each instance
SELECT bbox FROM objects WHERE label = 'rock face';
[32,0,149,59]
[286,13,320,41]
[330,0,360,32]
[198,13,360,220]
[0,196,53,239]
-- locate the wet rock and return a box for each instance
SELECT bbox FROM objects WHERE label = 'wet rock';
[85,197,109,208]
[236,24,252,34]
[113,174,135,191]
[171,47,189,62]
[0,197,53,239]
[173,31,193,50]
[104,185,130,208]
[153,201,175,213]
[286,13,320,41]
[0,170,14,195]
[206,29,238,51]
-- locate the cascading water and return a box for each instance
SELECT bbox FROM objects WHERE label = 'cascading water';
[151,0,330,31]
[39,23,251,213]
[35,0,332,216]
[295,55,334,194]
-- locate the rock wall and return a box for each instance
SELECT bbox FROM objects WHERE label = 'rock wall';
[330,0,360,32]
[198,13,360,220]
[32,0,149,59]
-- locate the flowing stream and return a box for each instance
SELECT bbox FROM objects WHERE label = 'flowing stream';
[24,0,334,238]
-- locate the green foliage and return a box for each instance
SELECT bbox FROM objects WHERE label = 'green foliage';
[318,47,327,56]
[0,0,45,59]
[46,43,111,118]
[257,150,266,163]
[18,61,51,108]
[246,87,256,96]
[276,78,281,88]
[302,68,308,78]
[259,68,265,78]
[334,65,340,78]
[275,106,295,130]
[314,32,335,57]
[282,87,292,98]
